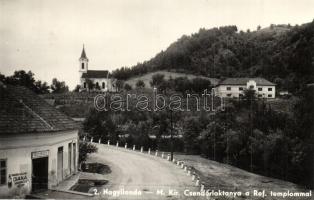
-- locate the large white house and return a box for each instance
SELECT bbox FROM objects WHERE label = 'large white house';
[0,83,79,198]
[79,46,116,92]
[215,78,276,98]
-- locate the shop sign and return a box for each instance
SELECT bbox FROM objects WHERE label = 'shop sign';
[32,150,49,159]
[9,172,28,187]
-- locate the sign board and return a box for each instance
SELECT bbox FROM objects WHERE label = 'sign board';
[9,172,28,187]
[32,150,49,159]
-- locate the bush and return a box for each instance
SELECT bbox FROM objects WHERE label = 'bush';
[79,142,98,164]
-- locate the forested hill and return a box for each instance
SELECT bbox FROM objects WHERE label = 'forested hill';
[113,21,314,93]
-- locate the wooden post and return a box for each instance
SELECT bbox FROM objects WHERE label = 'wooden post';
[140,146,143,153]
[107,140,110,146]
[155,150,158,156]
[91,137,93,143]
[148,148,151,155]
[125,143,127,149]
[116,142,119,147]
[195,179,200,186]
[98,139,101,144]
[133,145,135,151]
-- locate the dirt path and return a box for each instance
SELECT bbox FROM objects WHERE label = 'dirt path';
[87,144,201,200]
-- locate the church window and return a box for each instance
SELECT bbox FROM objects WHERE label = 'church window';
[83,82,86,88]
[82,63,84,69]
[96,82,99,88]
[102,82,105,89]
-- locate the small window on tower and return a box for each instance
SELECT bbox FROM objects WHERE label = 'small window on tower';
[82,63,84,69]
[102,82,105,89]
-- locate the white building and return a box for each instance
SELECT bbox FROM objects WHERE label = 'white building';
[0,83,79,198]
[79,46,116,92]
[215,78,276,98]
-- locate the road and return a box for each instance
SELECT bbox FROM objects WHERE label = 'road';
[87,144,202,200]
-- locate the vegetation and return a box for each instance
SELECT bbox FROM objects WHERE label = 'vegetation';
[82,84,314,188]
[113,22,314,95]
[51,78,69,93]
[79,141,98,164]
[0,70,69,94]
[0,70,49,94]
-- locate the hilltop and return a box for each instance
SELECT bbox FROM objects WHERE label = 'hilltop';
[113,22,314,94]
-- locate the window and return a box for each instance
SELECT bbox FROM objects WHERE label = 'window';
[226,87,231,91]
[227,94,232,97]
[268,94,272,98]
[0,159,6,185]
[96,82,99,88]
[83,82,86,88]
[258,88,262,91]
[249,85,254,89]
[239,87,243,91]
[102,82,105,89]
[268,88,272,91]
[81,63,84,69]
[258,94,262,98]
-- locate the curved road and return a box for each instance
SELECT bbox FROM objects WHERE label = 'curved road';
[88,144,201,200]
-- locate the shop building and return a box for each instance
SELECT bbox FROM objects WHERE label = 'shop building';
[0,83,79,197]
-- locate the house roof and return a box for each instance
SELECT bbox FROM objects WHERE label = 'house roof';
[218,78,276,86]
[0,83,79,135]
[81,70,109,79]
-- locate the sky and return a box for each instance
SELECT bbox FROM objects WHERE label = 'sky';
[0,0,313,89]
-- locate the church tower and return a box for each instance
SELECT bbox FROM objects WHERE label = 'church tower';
[79,45,88,75]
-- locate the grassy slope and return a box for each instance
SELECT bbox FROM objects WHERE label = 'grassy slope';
[124,70,220,89]
[174,154,307,199]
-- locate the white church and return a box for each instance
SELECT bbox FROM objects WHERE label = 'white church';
[79,46,116,92]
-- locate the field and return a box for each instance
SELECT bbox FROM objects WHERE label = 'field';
[124,70,220,89]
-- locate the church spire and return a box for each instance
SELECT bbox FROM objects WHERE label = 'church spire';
[80,44,88,60]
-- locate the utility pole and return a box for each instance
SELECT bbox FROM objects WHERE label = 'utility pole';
[170,108,174,161]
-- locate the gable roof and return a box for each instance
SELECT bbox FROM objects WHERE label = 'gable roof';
[0,84,79,135]
[81,70,109,79]
[218,78,276,86]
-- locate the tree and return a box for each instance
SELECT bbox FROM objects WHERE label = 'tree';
[115,80,124,92]
[124,83,132,91]
[51,78,69,93]
[33,80,49,94]
[1,70,50,94]
[257,25,261,30]
[150,73,165,88]
[183,116,202,154]
[136,80,145,89]
[73,85,81,92]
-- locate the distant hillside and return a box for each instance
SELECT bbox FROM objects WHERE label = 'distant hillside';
[124,70,219,89]
[113,22,314,94]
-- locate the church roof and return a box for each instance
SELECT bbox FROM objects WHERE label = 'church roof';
[81,70,109,79]
[80,45,88,60]
[0,83,79,134]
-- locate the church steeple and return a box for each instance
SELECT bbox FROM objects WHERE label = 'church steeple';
[79,44,88,73]
[80,44,88,60]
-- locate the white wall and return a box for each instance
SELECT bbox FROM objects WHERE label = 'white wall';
[217,85,276,98]
[0,130,78,198]
[80,77,116,92]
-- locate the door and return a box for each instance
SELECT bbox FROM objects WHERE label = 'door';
[73,143,76,172]
[32,157,48,192]
[57,147,63,183]
[68,143,72,174]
